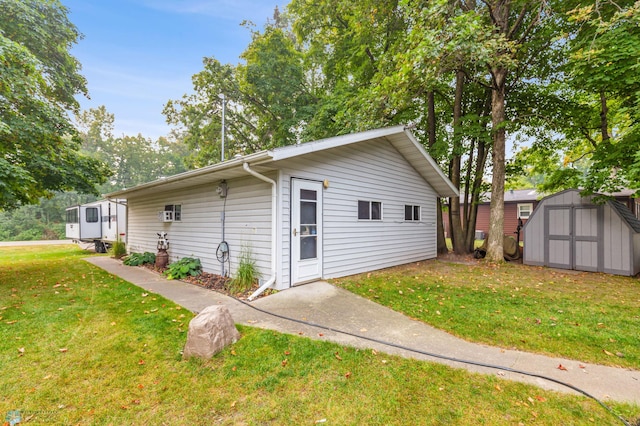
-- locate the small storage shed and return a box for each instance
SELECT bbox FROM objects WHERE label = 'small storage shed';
[107,126,458,298]
[523,189,640,276]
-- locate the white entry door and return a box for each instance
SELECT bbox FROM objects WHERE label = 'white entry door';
[291,179,323,284]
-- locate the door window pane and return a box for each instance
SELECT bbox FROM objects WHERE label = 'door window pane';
[301,201,317,225]
[300,189,317,201]
[300,235,317,259]
[86,207,99,223]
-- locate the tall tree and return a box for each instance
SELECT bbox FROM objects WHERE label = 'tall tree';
[164,10,317,167]
[0,0,108,209]
[506,1,640,197]
[76,107,188,193]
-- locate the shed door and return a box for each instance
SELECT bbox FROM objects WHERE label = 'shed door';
[546,207,572,269]
[291,179,323,284]
[573,206,601,272]
[545,205,602,271]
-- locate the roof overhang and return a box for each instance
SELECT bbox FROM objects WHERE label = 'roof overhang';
[106,126,458,199]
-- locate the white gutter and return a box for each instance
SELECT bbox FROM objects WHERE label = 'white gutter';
[243,162,277,301]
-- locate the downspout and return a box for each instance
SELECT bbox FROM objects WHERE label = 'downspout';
[243,162,277,301]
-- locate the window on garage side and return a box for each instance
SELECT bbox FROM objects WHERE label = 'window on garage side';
[358,200,382,220]
[404,205,421,221]
[164,204,182,221]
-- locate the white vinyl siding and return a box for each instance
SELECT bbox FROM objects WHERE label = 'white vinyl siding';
[277,137,437,285]
[126,176,273,279]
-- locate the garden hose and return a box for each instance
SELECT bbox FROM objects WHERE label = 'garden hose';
[228,295,632,426]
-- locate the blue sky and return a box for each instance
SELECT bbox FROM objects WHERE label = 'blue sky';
[63,0,285,139]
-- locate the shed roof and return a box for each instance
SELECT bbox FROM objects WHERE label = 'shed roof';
[610,200,640,233]
[106,126,459,199]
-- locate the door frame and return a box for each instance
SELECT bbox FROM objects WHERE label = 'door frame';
[290,178,323,285]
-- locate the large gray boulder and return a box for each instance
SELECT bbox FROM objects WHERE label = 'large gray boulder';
[183,305,240,359]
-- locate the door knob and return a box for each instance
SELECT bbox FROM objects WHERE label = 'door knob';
[293,228,297,236]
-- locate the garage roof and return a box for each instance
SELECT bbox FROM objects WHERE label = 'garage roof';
[106,126,458,199]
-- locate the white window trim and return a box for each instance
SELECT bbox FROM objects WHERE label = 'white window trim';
[404,204,421,221]
[517,203,533,219]
[161,204,182,222]
[358,200,383,221]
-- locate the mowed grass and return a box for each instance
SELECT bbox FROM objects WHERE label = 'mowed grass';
[333,258,640,370]
[0,246,638,425]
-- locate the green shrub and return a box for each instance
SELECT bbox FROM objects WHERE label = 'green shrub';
[228,245,261,294]
[123,252,156,266]
[110,240,127,259]
[164,257,201,280]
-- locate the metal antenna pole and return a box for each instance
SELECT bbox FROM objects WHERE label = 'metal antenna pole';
[220,93,226,162]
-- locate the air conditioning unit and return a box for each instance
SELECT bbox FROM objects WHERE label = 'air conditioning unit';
[475,230,485,240]
[158,211,174,222]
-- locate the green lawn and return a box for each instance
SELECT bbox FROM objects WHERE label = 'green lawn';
[333,258,640,370]
[1,246,638,425]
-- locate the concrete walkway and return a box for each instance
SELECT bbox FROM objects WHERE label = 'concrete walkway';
[85,257,640,406]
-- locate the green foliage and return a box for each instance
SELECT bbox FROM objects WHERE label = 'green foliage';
[0,0,109,209]
[123,251,156,266]
[75,107,189,194]
[109,239,127,259]
[228,245,261,294]
[163,9,320,167]
[164,257,202,280]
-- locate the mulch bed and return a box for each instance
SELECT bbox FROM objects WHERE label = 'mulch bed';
[140,263,263,300]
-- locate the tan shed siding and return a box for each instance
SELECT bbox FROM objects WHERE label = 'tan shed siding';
[633,233,640,275]
[278,138,437,282]
[603,205,630,273]
[523,200,545,265]
[126,176,272,278]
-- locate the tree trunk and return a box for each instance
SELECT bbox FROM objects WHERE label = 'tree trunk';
[428,90,448,254]
[449,70,466,254]
[600,90,610,142]
[486,66,508,262]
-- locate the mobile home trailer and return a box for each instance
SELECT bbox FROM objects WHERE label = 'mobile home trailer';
[65,199,127,252]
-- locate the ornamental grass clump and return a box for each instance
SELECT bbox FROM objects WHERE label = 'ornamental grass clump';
[228,245,261,294]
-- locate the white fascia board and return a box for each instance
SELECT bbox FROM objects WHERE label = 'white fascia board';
[402,129,459,197]
[106,151,273,198]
